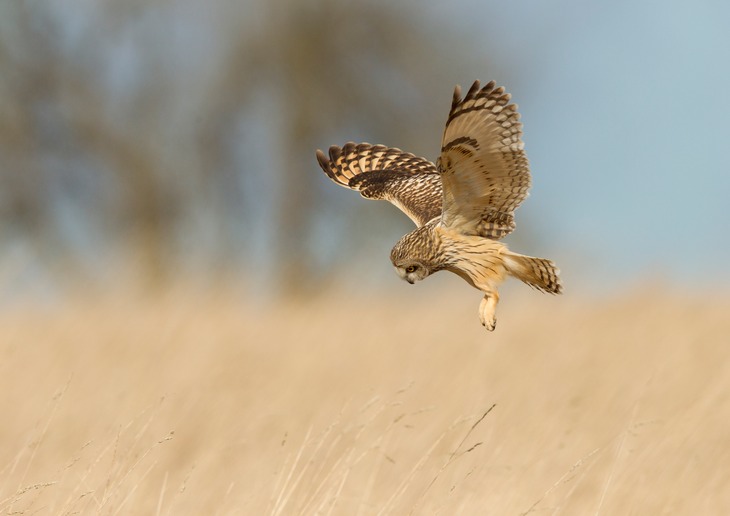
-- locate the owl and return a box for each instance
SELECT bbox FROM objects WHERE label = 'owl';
[316,80,562,330]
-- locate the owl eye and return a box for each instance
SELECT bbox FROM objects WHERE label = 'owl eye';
[405,265,417,274]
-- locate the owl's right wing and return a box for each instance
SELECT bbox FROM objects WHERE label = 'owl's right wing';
[316,142,442,228]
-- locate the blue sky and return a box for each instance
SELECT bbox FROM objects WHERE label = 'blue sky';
[425,0,730,288]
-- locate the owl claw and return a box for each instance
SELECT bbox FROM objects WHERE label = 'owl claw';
[482,318,497,331]
[479,291,499,331]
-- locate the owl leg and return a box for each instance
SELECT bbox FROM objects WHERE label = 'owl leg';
[479,290,499,331]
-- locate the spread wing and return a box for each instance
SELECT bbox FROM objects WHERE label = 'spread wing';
[316,142,442,227]
[438,80,531,239]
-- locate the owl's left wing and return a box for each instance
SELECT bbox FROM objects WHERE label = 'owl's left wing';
[438,80,531,239]
[316,142,442,227]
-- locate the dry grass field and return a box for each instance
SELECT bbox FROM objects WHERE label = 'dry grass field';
[1,282,729,515]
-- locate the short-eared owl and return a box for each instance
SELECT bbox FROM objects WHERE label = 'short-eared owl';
[316,80,562,330]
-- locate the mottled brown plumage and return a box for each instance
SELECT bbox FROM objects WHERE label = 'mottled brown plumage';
[316,80,562,330]
[316,143,442,227]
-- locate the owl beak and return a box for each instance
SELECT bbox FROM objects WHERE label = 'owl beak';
[406,278,414,284]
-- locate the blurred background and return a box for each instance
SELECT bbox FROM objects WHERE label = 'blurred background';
[3,3,730,513]
[1,0,729,303]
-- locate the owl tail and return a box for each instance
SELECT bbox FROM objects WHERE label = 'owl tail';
[503,252,563,294]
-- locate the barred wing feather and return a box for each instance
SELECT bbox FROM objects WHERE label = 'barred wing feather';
[316,142,442,227]
[438,81,531,239]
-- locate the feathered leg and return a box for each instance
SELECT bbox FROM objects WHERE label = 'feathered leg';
[479,290,499,331]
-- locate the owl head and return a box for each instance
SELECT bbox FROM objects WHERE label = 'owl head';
[390,226,439,284]
[392,260,431,284]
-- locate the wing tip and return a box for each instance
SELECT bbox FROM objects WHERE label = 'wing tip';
[328,144,344,162]
[315,145,348,186]
[452,84,463,108]
[451,79,512,105]
[451,79,508,111]
[452,80,481,106]
[465,80,481,100]
[315,148,328,168]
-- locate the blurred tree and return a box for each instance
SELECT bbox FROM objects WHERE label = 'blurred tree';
[0,2,179,288]
[0,4,63,274]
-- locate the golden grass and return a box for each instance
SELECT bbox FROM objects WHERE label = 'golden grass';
[1,282,729,514]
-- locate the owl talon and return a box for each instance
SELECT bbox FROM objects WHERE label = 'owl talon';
[479,291,499,331]
[482,318,497,331]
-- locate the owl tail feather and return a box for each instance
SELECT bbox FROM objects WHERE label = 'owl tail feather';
[504,252,563,294]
